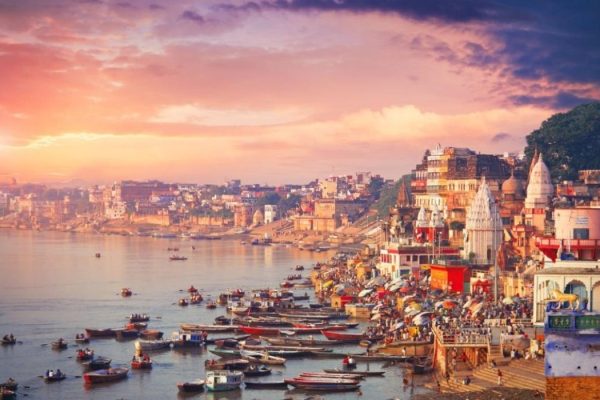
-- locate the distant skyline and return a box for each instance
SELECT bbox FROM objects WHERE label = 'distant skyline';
[1,1,599,185]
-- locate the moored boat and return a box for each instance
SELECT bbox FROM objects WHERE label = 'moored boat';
[180,323,238,333]
[83,367,129,384]
[284,377,360,392]
[321,330,365,343]
[177,379,205,393]
[171,331,206,347]
[82,356,112,371]
[115,329,139,340]
[205,358,250,371]
[139,329,163,340]
[239,350,286,365]
[85,328,116,338]
[51,339,68,350]
[242,365,271,377]
[244,381,288,389]
[323,368,385,376]
[205,370,243,392]
[136,339,171,351]
[131,355,153,369]
[170,255,188,261]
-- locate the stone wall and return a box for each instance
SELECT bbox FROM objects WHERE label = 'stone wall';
[546,377,600,400]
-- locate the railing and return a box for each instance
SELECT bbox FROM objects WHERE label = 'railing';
[483,318,534,328]
[432,324,490,346]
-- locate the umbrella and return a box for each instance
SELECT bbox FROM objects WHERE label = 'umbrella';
[443,300,458,310]
[370,313,381,321]
[322,280,334,289]
[359,288,374,298]
[392,322,405,331]
[470,303,484,315]
[463,299,474,309]
[399,286,411,294]
[388,282,402,292]
[406,309,421,317]
[502,297,514,305]
[434,301,445,309]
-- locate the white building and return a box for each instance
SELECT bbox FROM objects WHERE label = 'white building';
[105,201,127,219]
[524,153,554,209]
[264,204,278,224]
[463,177,502,264]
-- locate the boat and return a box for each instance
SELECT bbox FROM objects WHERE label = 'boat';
[412,360,434,374]
[136,339,171,351]
[178,298,188,306]
[0,378,17,392]
[190,293,203,304]
[242,365,271,377]
[277,312,332,320]
[44,371,66,382]
[126,322,147,330]
[280,281,294,288]
[177,379,205,393]
[284,378,360,392]
[295,265,304,271]
[321,330,365,343]
[83,367,129,384]
[210,348,241,358]
[239,350,286,365]
[205,370,243,392]
[115,329,139,340]
[323,368,385,377]
[187,285,198,293]
[121,288,132,297]
[85,328,116,338]
[76,348,94,361]
[0,387,16,399]
[300,372,361,380]
[95,253,101,258]
[240,343,329,353]
[293,294,310,301]
[205,358,250,371]
[170,255,188,261]
[139,329,163,340]
[353,353,408,362]
[206,301,217,309]
[206,334,250,345]
[128,314,150,323]
[230,306,250,315]
[1,336,16,346]
[180,323,238,333]
[131,355,152,369]
[82,357,112,371]
[244,381,288,389]
[75,334,89,344]
[171,331,206,347]
[263,336,347,346]
[51,340,68,350]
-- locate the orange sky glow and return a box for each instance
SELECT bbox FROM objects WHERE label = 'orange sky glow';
[1,1,598,185]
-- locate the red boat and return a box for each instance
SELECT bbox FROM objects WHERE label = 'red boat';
[280,281,294,288]
[239,326,282,336]
[241,326,342,336]
[292,323,348,331]
[131,356,152,369]
[321,330,365,342]
[83,367,129,384]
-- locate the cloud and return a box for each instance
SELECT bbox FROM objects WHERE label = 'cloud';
[149,104,309,126]
[491,132,511,142]
[180,10,205,24]
[510,92,599,109]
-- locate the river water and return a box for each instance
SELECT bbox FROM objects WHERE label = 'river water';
[0,230,429,399]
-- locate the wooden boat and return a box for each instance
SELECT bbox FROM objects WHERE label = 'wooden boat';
[292,323,348,331]
[205,358,250,371]
[323,368,385,377]
[178,298,189,306]
[75,335,89,344]
[76,348,94,361]
[115,329,139,340]
[171,331,205,348]
[82,357,112,371]
[241,344,329,353]
[180,323,238,333]
[44,371,66,382]
[293,294,310,301]
[295,265,304,271]
[206,334,250,345]
[239,350,286,365]
[206,301,217,309]
[352,353,408,362]
[205,370,243,392]
[210,348,240,358]
[85,328,116,338]
[413,360,434,374]
[0,387,16,399]
[136,339,171,351]
[121,288,132,297]
[125,322,147,330]
[280,281,294,288]
[300,372,361,380]
[244,381,288,389]
[131,356,152,369]
[139,329,163,340]
[187,285,198,293]
[277,312,331,320]
[263,337,346,346]
[169,255,188,261]
[1,378,18,391]
[189,294,203,304]
[284,378,360,392]
[177,379,205,393]
[51,340,68,350]
[321,330,365,343]
[242,365,271,377]
[239,326,280,336]
[309,351,362,359]
[128,314,150,323]
[83,367,129,384]
[1,337,16,346]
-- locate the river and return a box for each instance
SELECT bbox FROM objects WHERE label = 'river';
[0,230,428,399]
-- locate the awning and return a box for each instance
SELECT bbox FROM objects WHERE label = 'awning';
[323,280,334,289]
[358,288,374,298]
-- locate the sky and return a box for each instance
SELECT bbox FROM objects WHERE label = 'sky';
[0,0,599,185]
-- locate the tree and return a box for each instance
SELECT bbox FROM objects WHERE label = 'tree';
[524,102,600,182]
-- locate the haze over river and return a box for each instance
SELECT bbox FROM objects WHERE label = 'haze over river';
[0,230,426,399]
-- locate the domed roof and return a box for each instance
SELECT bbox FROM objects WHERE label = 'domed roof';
[502,173,525,198]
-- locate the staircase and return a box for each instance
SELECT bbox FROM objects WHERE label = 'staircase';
[487,344,503,363]
[434,358,545,394]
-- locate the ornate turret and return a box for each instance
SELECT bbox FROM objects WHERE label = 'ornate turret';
[463,177,503,265]
[525,153,554,209]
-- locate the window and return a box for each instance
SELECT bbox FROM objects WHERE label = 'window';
[573,228,589,240]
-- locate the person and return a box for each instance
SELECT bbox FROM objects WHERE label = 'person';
[3,334,8,341]
[463,375,471,385]
[46,370,50,377]
[56,369,62,377]
[510,348,516,359]
[497,369,503,386]
[48,370,54,378]
[491,359,497,368]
